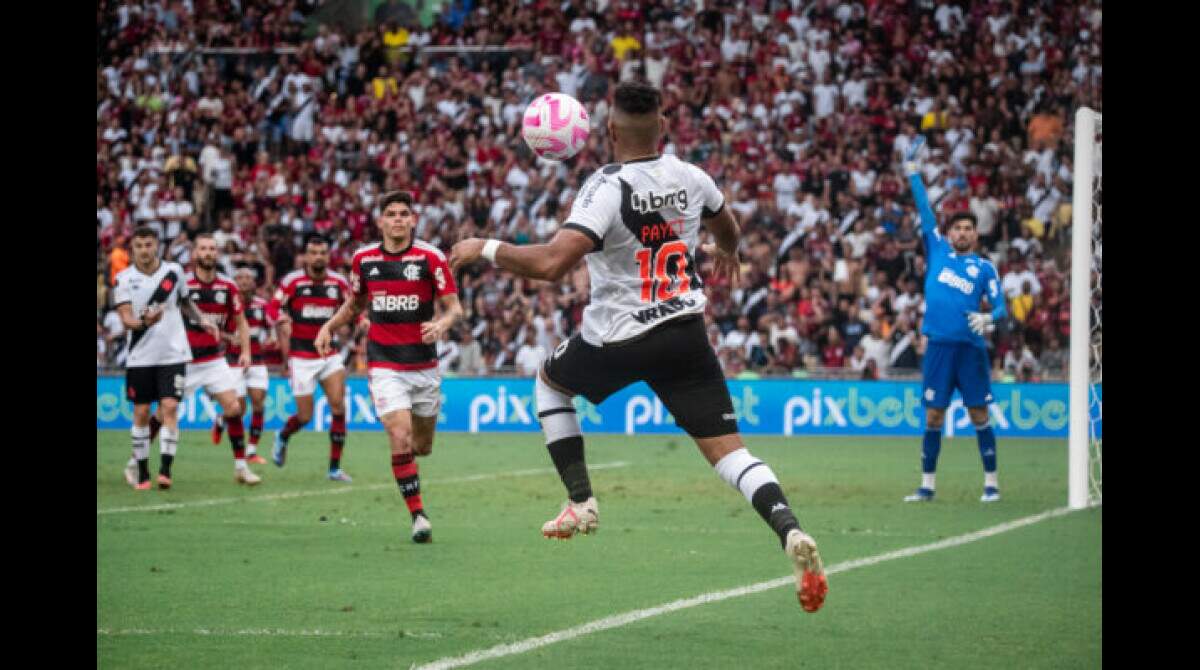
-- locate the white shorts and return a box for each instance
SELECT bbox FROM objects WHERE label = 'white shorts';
[369,367,442,418]
[232,364,270,396]
[289,355,345,397]
[184,358,239,398]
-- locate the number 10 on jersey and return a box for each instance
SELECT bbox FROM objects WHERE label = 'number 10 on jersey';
[635,240,691,303]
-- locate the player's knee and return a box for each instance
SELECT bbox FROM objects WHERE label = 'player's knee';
[387,427,413,454]
[968,407,990,428]
[413,435,433,456]
[925,410,946,429]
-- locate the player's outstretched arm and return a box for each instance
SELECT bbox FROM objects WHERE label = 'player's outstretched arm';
[700,205,742,282]
[450,228,594,282]
[902,135,940,243]
[315,293,368,357]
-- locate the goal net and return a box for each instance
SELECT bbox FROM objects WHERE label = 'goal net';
[1068,108,1101,509]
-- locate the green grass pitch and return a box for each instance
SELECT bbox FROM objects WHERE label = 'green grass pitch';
[97,430,1100,669]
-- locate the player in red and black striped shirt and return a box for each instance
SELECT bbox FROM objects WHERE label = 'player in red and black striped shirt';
[316,191,463,543]
[220,267,274,464]
[175,233,260,485]
[267,233,355,482]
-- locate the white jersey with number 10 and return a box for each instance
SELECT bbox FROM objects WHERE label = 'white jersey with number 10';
[563,154,726,346]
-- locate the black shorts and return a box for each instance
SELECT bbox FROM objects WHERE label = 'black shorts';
[543,315,737,439]
[125,363,187,405]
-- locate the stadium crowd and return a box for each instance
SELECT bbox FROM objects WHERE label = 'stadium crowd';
[96,0,1102,382]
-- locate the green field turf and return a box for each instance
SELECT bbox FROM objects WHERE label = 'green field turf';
[97,430,1100,669]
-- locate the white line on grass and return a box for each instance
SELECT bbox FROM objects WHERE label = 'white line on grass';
[96,627,441,639]
[97,461,630,515]
[414,504,1096,670]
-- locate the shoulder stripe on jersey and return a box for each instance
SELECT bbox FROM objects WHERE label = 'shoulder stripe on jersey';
[279,269,306,286]
[563,223,603,252]
[413,240,446,260]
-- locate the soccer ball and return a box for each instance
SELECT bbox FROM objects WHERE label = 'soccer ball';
[521,92,590,162]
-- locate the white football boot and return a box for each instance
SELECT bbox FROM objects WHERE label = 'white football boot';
[541,497,598,539]
[786,529,829,613]
[411,514,432,544]
[235,467,262,486]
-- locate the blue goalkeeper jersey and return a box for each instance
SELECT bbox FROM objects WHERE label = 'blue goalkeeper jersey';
[910,173,1005,348]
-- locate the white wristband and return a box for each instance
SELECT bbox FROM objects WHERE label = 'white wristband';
[481,239,501,263]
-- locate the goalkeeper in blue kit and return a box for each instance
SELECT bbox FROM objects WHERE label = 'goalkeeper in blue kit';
[902,137,1007,503]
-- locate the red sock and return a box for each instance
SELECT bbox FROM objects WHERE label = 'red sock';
[249,411,264,446]
[281,415,302,439]
[329,414,346,469]
[391,453,423,516]
[226,415,246,460]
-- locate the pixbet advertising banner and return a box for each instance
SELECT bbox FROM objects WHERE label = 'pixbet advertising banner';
[97,375,1098,438]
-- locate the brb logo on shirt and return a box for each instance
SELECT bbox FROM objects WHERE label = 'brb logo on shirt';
[936,268,975,295]
[372,294,420,311]
[630,188,688,214]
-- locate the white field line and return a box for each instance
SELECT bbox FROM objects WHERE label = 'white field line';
[96,627,440,639]
[414,504,1096,670]
[97,461,630,515]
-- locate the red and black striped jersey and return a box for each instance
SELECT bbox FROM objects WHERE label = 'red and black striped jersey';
[349,240,458,371]
[268,270,351,359]
[185,273,243,364]
[227,294,269,366]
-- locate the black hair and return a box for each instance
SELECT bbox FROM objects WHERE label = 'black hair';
[304,232,330,249]
[132,226,159,240]
[948,211,977,228]
[379,190,414,211]
[613,80,662,115]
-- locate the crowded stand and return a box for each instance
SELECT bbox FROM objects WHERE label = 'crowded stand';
[96,0,1102,382]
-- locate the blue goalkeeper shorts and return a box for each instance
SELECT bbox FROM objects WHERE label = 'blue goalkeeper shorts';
[921,341,993,409]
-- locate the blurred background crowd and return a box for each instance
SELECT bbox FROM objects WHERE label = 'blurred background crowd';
[96,0,1102,381]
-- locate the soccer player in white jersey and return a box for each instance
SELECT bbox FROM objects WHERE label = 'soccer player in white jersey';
[113,226,220,490]
[451,81,827,612]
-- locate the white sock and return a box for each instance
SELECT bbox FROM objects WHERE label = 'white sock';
[984,472,998,489]
[160,427,178,457]
[922,473,936,490]
[131,425,150,462]
[713,448,780,503]
[235,458,247,471]
[246,443,257,456]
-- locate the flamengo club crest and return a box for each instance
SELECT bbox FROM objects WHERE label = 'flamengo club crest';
[327,286,338,299]
[215,291,226,304]
[404,264,421,281]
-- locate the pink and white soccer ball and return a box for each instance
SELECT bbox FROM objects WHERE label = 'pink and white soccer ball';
[521,93,590,161]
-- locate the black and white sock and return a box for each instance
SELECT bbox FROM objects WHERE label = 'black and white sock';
[159,426,178,477]
[714,448,801,548]
[131,424,151,483]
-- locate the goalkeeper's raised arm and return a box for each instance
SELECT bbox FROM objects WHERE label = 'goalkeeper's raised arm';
[903,135,942,248]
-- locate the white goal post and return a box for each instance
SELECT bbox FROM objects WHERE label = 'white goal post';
[1068,107,1101,509]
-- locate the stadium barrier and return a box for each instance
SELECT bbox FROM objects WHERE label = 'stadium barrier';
[97,375,1099,438]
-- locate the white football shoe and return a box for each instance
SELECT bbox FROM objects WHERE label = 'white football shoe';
[235,468,262,486]
[411,514,432,544]
[123,458,139,488]
[541,497,598,540]
[786,529,829,613]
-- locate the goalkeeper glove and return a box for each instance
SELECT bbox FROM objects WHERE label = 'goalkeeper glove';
[966,311,995,336]
[903,134,926,176]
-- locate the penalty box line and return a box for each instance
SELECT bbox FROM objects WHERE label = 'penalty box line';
[414,504,1097,670]
[96,461,631,515]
